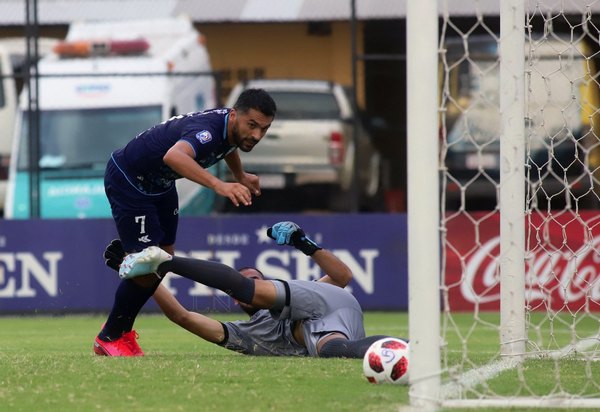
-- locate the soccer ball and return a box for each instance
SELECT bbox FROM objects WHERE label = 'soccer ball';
[362,337,409,384]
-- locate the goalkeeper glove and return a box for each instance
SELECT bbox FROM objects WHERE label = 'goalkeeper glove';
[104,239,125,272]
[267,221,322,256]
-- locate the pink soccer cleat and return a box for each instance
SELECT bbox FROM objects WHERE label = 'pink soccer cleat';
[93,330,144,357]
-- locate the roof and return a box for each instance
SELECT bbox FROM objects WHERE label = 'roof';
[1,0,599,25]
[238,78,338,91]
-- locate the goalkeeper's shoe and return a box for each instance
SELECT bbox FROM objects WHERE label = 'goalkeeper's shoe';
[119,246,172,279]
[93,331,143,357]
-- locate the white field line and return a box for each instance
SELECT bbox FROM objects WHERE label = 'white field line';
[441,334,600,400]
[554,334,600,359]
[440,357,520,400]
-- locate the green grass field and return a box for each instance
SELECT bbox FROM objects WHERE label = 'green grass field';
[1,311,598,412]
[441,312,600,408]
[0,312,409,412]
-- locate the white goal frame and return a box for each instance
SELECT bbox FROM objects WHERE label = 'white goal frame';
[407,0,441,409]
[408,0,600,409]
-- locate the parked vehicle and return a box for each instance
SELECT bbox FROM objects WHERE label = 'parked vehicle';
[442,35,600,210]
[5,16,218,219]
[224,79,382,211]
[0,38,57,217]
[0,44,17,218]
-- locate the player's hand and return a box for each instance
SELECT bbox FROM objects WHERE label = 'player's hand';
[215,181,252,207]
[237,172,261,197]
[268,221,300,245]
[267,221,322,256]
[104,239,125,272]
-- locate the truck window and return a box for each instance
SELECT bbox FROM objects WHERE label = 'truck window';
[446,52,585,151]
[18,106,161,170]
[267,91,340,120]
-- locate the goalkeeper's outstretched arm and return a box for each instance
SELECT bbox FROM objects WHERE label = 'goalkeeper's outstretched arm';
[268,221,353,288]
[153,284,227,344]
[312,249,353,288]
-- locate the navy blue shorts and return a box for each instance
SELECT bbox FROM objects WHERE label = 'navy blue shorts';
[104,159,179,252]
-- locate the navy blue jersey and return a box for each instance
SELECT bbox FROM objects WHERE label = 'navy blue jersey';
[111,108,236,194]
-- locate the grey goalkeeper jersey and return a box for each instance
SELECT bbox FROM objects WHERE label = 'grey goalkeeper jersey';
[221,310,308,356]
[220,280,366,357]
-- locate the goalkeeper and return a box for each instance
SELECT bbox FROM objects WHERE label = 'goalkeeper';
[105,221,398,358]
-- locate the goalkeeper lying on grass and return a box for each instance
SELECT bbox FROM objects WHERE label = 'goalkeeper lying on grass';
[104,221,400,358]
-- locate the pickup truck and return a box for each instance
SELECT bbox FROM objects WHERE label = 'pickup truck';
[224,79,382,211]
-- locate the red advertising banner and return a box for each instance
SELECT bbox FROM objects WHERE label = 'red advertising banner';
[445,210,600,312]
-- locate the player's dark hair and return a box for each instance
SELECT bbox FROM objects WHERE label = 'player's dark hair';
[238,266,266,280]
[234,88,277,117]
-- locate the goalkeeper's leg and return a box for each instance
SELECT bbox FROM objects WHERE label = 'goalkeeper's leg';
[318,335,402,359]
[120,247,284,308]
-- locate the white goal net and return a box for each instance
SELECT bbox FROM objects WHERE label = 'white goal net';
[408,0,600,409]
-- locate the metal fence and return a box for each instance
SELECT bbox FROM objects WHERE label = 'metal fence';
[0,0,409,218]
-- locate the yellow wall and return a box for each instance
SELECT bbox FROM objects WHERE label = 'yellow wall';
[196,22,364,105]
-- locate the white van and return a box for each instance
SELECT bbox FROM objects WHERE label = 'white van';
[0,38,58,217]
[0,43,17,216]
[5,16,218,219]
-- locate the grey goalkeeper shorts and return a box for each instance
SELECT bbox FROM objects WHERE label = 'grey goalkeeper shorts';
[269,279,366,356]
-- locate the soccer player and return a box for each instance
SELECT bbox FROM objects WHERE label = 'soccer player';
[94,89,277,356]
[105,221,398,358]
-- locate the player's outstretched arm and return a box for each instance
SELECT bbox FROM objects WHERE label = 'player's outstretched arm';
[164,141,223,190]
[164,141,252,207]
[153,284,227,344]
[268,221,353,288]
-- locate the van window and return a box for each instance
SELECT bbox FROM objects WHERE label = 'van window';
[267,91,340,120]
[18,106,161,170]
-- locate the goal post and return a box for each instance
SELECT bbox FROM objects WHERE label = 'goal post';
[407,0,441,409]
[498,0,526,359]
[408,0,600,409]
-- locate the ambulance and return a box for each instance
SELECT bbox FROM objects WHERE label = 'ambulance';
[5,16,218,218]
[0,37,57,217]
[0,42,18,217]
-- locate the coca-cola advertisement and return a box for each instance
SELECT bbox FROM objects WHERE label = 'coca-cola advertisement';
[445,211,600,311]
